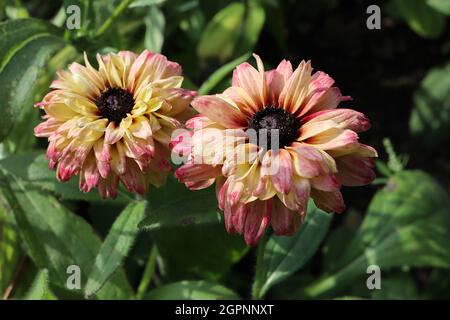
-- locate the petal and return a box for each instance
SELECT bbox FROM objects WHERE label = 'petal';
[244,200,272,246]
[306,87,351,115]
[98,174,119,199]
[222,86,260,116]
[191,95,247,129]
[270,149,293,194]
[311,189,345,213]
[310,173,340,191]
[232,57,266,107]
[279,60,312,114]
[301,109,371,133]
[271,197,303,236]
[278,176,310,212]
[175,161,222,189]
[300,71,335,116]
[305,128,359,157]
[336,155,376,186]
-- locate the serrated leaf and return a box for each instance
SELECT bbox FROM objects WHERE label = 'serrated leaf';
[392,0,446,39]
[85,200,146,298]
[0,169,133,299]
[0,18,65,141]
[144,280,240,300]
[256,201,333,298]
[409,62,450,149]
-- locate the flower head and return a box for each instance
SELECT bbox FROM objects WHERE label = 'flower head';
[35,50,195,198]
[172,54,377,245]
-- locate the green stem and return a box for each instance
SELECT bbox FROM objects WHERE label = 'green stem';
[136,245,158,299]
[251,232,269,300]
[93,0,134,39]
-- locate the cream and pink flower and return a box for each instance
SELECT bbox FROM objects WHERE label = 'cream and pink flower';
[172,54,377,245]
[35,50,195,198]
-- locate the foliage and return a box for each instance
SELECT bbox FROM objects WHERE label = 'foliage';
[0,0,449,301]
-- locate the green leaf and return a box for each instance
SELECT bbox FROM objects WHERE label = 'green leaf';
[197,1,265,62]
[236,0,265,57]
[0,18,65,142]
[144,280,240,300]
[256,202,333,298]
[198,52,251,95]
[140,176,221,231]
[409,62,450,149]
[142,176,248,280]
[303,170,450,298]
[130,0,167,8]
[392,0,446,39]
[0,193,22,296]
[0,169,133,299]
[25,269,56,300]
[0,151,130,203]
[144,6,165,53]
[371,273,419,300]
[85,200,146,298]
[427,0,450,15]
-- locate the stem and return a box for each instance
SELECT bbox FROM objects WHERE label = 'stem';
[136,245,158,299]
[2,256,27,300]
[251,232,269,300]
[93,0,134,39]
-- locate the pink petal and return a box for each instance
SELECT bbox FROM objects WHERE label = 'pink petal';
[271,197,303,236]
[306,128,359,157]
[232,57,266,107]
[306,87,351,115]
[311,189,345,213]
[191,96,247,129]
[270,149,293,194]
[336,155,375,186]
[311,173,340,192]
[98,174,119,199]
[244,200,272,246]
[279,60,312,114]
[301,109,371,133]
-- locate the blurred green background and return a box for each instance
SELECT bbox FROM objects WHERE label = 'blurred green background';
[1,0,450,300]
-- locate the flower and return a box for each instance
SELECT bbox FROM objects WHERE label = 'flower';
[35,50,195,198]
[172,54,377,245]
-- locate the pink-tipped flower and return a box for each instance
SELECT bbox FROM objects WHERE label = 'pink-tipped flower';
[35,50,195,198]
[172,54,377,245]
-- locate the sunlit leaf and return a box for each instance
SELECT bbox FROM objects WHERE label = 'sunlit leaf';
[85,200,146,298]
[0,169,133,299]
[255,201,333,298]
[144,280,240,299]
[0,19,65,142]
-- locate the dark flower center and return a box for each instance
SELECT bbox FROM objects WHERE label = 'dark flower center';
[95,87,135,123]
[247,106,300,150]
